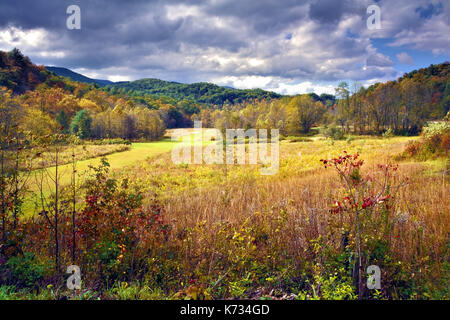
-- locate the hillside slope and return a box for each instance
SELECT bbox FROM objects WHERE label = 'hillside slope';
[0,49,52,94]
[45,66,113,86]
[104,78,282,105]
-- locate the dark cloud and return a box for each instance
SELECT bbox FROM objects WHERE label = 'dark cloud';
[309,0,349,24]
[366,53,394,67]
[204,0,308,34]
[0,0,448,93]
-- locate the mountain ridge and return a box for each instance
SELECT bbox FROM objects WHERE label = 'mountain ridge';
[45,66,279,105]
[45,66,113,86]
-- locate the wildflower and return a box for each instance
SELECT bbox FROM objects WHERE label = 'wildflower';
[331,201,344,214]
[362,197,374,209]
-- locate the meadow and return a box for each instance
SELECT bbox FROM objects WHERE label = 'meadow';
[21,139,180,216]
[4,131,447,300]
[126,134,448,300]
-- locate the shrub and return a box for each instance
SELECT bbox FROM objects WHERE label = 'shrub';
[76,158,169,286]
[322,125,345,140]
[382,128,394,138]
[422,122,450,140]
[287,136,313,143]
[399,122,449,159]
[3,253,50,288]
[346,135,354,144]
[93,138,132,145]
[403,140,423,157]
[441,133,450,152]
[320,152,407,298]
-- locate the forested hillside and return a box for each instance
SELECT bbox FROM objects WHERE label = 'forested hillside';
[104,78,281,105]
[192,62,448,137]
[43,54,449,137]
[0,49,166,142]
[47,65,282,106]
[357,62,449,134]
[46,66,113,86]
[0,49,63,94]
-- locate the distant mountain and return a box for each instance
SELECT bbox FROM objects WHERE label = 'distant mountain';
[42,66,279,105]
[45,66,113,86]
[104,79,281,105]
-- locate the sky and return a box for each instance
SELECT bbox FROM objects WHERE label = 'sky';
[0,0,448,95]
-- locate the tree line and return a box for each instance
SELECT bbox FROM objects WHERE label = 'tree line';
[192,62,449,136]
[1,49,448,144]
[332,62,448,135]
[0,49,167,142]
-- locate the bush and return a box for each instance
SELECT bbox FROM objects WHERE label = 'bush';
[76,158,169,286]
[422,122,450,140]
[441,133,450,152]
[423,122,450,152]
[382,128,394,138]
[322,125,345,140]
[403,140,423,157]
[286,136,313,143]
[3,253,50,288]
[346,135,354,144]
[399,122,449,159]
[92,138,132,145]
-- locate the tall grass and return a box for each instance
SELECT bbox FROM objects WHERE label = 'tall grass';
[114,136,448,298]
[2,136,448,299]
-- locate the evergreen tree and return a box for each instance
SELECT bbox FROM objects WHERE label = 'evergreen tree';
[70,109,92,139]
[56,110,69,133]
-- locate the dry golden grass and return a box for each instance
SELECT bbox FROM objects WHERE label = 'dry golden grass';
[122,135,449,297]
[7,135,447,299]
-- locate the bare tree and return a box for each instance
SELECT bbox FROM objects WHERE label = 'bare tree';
[71,144,77,263]
[34,134,66,272]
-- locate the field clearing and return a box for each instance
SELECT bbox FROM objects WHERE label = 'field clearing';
[23,140,178,215]
[119,135,423,199]
[13,132,450,299]
[23,135,433,216]
[82,133,447,299]
[23,129,211,215]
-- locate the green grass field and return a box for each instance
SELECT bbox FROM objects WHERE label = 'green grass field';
[23,140,178,215]
[22,130,211,216]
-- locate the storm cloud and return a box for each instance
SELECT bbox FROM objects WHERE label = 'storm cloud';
[0,0,448,94]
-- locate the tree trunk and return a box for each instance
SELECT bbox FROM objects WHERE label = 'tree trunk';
[1,148,5,242]
[54,148,59,272]
[72,150,76,263]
